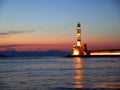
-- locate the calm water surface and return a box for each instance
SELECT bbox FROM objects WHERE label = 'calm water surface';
[0,57,120,90]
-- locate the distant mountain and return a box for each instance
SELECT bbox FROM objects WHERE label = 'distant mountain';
[0,54,6,58]
[0,50,70,57]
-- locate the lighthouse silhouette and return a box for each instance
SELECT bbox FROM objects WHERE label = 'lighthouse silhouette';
[73,23,88,56]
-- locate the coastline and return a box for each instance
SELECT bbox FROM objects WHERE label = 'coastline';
[65,54,120,58]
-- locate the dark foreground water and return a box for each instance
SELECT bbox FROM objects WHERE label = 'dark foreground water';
[0,57,120,90]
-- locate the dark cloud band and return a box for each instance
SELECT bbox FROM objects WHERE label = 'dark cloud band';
[0,30,36,38]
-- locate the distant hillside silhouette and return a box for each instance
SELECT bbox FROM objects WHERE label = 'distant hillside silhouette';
[0,50,70,57]
[0,54,6,58]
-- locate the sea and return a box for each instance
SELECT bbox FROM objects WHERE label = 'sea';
[0,56,120,90]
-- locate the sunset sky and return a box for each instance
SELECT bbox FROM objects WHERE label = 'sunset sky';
[0,0,120,51]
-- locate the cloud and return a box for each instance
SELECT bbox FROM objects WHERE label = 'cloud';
[0,30,36,38]
[0,44,22,48]
[0,44,59,48]
[0,44,69,51]
[0,44,56,49]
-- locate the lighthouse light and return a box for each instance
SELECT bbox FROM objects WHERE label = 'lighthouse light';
[77,41,81,46]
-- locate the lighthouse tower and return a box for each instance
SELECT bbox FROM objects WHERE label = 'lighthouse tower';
[73,23,87,56]
[76,23,81,47]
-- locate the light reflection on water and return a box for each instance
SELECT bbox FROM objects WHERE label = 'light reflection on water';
[0,57,120,90]
[73,57,84,88]
[73,57,120,89]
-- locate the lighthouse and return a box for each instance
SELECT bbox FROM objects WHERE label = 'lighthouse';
[76,23,81,46]
[65,22,120,57]
[73,23,87,56]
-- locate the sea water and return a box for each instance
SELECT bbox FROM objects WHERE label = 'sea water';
[0,57,120,90]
